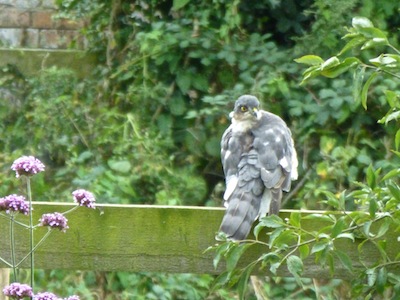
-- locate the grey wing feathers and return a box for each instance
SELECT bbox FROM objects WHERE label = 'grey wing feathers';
[218,110,297,241]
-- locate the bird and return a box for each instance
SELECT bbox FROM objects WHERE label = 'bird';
[217,95,298,241]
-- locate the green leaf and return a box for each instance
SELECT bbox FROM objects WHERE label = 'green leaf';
[336,233,355,242]
[260,252,281,275]
[212,243,232,269]
[320,56,340,71]
[331,217,346,238]
[268,227,286,248]
[311,240,330,254]
[303,213,335,223]
[298,244,310,260]
[396,130,400,151]
[237,263,256,300]
[366,268,377,287]
[176,71,191,93]
[361,38,388,50]
[363,221,373,237]
[378,109,400,125]
[369,198,378,218]
[352,17,374,29]
[287,255,303,278]
[289,211,301,227]
[376,267,387,294]
[339,36,366,55]
[226,244,252,273]
[172,0,190,10]
[375,218,391,239]
[169,96,186,116]
[387,182,400,201]
[381,168,400,182]
[107,160,132,174]
[272,229,297,250]
[212,272,229,289]
[357,27,388,39]
[259,215,285,228]
[294,55,324,66]
[370,54,399,67]
[353,66,366,102]
[320,57,360,78]
[385,90,400,108]
[366,164,376,189]
[335,249,353,273]
[361,72,378,110]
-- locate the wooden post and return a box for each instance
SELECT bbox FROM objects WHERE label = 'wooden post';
[0,203,399,279]
[0,269,9,300]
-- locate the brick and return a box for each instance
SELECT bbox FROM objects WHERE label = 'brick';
[55,18,84,30]
[13,0,41,9]
[0,7,30,27]
[39,29,83,49]
[31,10,54,28]
[41,0,57,9]
[24,28,39,47]
[0,28,23,47]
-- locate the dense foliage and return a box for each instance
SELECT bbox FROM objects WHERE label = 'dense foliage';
[212,14,400,300]
[1,0,400,298]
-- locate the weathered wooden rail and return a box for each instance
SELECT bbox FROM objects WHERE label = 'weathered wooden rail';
[0,48,96,78]
[1,203,399,280]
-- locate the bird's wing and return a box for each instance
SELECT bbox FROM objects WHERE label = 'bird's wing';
[253,111,297,214]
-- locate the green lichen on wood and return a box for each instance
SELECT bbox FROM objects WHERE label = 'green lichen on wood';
[0,48,96,78]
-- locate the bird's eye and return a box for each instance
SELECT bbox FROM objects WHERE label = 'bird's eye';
[240,106,248,112]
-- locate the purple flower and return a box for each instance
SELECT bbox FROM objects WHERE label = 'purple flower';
[0,194,29,215]
[72,189,96,209]
[33,292,61,300]
[11,156,45,178]
[39,212,69,232]
[2,282,33,299]
[64,296,80,300]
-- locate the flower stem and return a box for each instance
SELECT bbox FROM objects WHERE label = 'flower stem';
[62,206,79,215]
[26,177,34,290]
[10,215,17,282]
[16,229,53,268]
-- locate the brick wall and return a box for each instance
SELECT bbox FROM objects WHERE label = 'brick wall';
[0,0,86,49]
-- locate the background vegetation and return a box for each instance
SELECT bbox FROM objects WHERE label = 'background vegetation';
[1,0,400,298]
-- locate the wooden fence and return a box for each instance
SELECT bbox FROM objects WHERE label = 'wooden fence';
[1,203,398,281]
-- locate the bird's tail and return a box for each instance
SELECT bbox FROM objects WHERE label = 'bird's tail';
[218,187,261,241]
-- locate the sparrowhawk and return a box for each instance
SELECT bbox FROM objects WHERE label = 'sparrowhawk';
[218,95,298,241]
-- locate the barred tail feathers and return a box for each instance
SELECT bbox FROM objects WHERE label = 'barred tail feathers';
[219,188,261,241]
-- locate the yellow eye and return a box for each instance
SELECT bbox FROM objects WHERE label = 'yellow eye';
[240,106,248,112]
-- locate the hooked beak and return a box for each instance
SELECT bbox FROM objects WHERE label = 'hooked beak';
[252,107,260,118]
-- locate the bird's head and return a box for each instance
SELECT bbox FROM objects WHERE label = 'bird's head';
[230,95,261,121]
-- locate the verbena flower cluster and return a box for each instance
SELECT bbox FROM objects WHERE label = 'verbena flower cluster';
[0,194,29,215]
[34,292,59,300]
[2,284,80,300]
[11,156,45,178]
[39,213,69,232]
[3,282,33,299]
[72,189,96,209]
[2,156,95,298]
